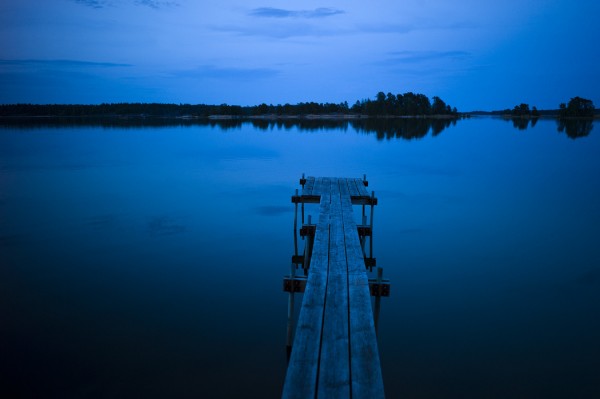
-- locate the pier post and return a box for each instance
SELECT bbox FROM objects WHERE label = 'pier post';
[370,191,375,258]
[294,189,298,258]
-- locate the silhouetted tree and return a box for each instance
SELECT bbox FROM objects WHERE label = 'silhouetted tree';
[559,97,595,118]
[431,96,447,115]
[512,103,531,117]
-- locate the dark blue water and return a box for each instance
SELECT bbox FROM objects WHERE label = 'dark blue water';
[1,118,599,398]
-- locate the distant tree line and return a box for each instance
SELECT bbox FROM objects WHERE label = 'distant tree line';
[249,101,350,116]
[350,92,457,116]
[492,96,596,118]
[0,103,239,118]
[503,103,540,118]
[0,92,458,118]
[494,96,595,139]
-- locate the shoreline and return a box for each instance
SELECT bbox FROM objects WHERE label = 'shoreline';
[1,114,597,121]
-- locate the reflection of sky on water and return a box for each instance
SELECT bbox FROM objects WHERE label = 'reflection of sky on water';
[1,118,599,398]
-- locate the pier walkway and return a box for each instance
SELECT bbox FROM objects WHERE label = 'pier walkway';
[282,177,385,399]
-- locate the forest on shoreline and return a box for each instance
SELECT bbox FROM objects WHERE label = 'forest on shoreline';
[0,91,458,118]
[0,93,595,120]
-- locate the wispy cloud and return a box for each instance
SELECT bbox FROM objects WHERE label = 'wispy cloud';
[0,59,132,68]
[357,19,475,36]
[213,23,335,38]
[134,0,179,9]
[377,51,471,67]
[391,50,471,62]
[249,7,344,19]
[74,0,110,8]
[218,17,413,39]
[173,65,279,81]
[359,23,416,35]
[73,0,179,9]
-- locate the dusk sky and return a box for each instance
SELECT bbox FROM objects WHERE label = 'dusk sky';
[1,0,598,110]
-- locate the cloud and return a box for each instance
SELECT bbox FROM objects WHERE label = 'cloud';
[249,7,344,19]
[217,14,413,39]
[134,0,179,9]
[73,0,108,7]
[373,51,473,76]
[0,59,132,68]
[385,51,472,64]
[212,23,338,38]
[358,23,416,35]
[173,65,279,81]
[72,0,179,9]
[357,19,476,36]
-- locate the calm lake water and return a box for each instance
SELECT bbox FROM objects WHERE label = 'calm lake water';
[1,117,599,398]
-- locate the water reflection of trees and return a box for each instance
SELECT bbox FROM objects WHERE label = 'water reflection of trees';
[250,118,349,132]
[351,118,456,140]
[6,116,593,140]
[0,117,245,130]
[251,118,456,140]
[508,117,538,130]
[1,117,457,139]
[501,116,594,139]
[557,119,594,139]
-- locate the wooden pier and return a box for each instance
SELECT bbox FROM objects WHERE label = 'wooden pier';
[282,176,388,399]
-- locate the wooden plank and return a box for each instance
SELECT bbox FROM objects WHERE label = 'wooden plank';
[317,178,351,398]
[310,177,330,277]
[339,183,366,275]
[339,182,385,398]
[355,178,370,197]
[348,273,385,399]
[310,176,330,197]
[345,177,360,197]
[302,176,315,196]
[349,178,375,206]
[282,178,330,399]
[281,270,327,399]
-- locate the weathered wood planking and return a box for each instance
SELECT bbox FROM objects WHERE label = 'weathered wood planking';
[355,178,370,197]
[302,176,315,196]
[340,180,385,398]
[283,177,384,399]
[317,178,350,398]
[282,178,330,399]
[345,177,360,197]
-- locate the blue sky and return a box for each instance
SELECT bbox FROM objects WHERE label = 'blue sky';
[0,0,598,110]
